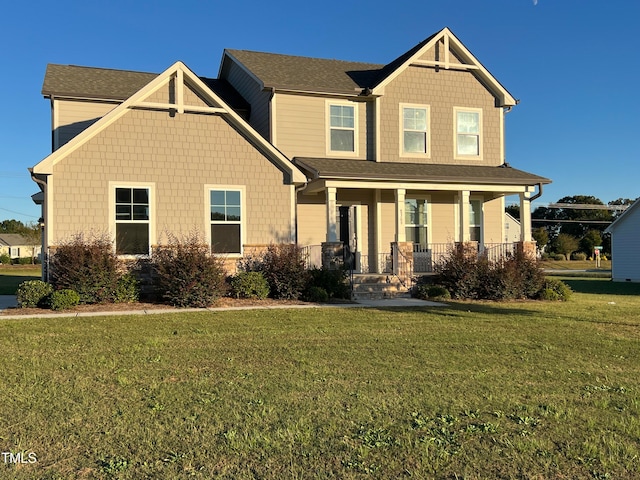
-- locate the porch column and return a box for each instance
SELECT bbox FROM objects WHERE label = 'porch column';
[395,188,406,242]
[519,191,532,241]
[458,190,471,242]
[326,187,337,242]
[374,189,382,273]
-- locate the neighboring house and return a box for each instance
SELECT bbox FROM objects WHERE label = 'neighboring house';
[0,234,41,261]
[31,27,550,277]
[604,198,640,282]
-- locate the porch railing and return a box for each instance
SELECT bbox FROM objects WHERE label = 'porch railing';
[359,253,393,274]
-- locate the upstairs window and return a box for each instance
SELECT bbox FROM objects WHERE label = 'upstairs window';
[402,105,429,155]
[328,103,356,153]
[115,187,150,255]
[210,189,242,254]
[455,108,482,158]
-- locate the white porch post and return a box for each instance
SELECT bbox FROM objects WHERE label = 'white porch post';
[459,190,471,242]
[326,187,338,242]
[374,189,382,273]
[395,188,406,242]
[519,191,532,242]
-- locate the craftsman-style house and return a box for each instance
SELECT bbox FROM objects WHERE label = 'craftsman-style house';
[31,27,550,278]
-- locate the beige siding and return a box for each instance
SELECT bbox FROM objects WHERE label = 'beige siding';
[379,190,396,252]
[297,193,326,246]
[380,65,502,165]
[55,99,118,149]
[50,109,292,248]
[275,94,368,159]
[224,61,270,139]
[427,192,457,244]
[482,196,504,244]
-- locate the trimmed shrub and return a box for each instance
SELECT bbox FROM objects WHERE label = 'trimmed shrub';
[16,280,53,308]
[552,253,566,261]
[306,267,350,300]
[229,271,269,299]
[240,244,309,300]
[571,252,587,261]
[48,289,80,311]
[113,273,140,303]
[537,278,572,301]
[305,286,329,303]
[152,233,227,307]
[425,285,451,300]
[49,233,125,304]
[0,253,10,264]
[17,257,33,265]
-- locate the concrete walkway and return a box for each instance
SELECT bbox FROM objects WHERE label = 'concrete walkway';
[0,294,445,319]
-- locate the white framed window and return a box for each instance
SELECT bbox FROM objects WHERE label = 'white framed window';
[114,186,151,255]
[454,107,482,159]
[327,101,358,155]
[469,199,483,242]
[401,104,430,157]
[405,197,430,247]
[9,247,19,258]
[209,187,243,255]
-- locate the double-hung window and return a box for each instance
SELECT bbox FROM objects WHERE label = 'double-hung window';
[402,105,429,156]
[210,189,242,254]
[469,199,482,242]
[115,187,150,255]
[405,198,429,247]
[455,108,482,158]
[328,103,356,153]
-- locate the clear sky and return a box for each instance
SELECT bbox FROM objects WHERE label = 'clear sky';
[1,0,638,224]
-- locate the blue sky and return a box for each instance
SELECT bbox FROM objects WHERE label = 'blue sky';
[1,0,638,224]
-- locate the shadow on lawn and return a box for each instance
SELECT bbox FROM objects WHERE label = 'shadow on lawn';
[561,278,640,296]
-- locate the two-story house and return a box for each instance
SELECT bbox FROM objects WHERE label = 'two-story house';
[31,27,549,277]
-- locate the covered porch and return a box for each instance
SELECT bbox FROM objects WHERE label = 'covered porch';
[295,158,550,278]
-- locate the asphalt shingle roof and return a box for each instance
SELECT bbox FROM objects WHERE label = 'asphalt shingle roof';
[294,157,551,185]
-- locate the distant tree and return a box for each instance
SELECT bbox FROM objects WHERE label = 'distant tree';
[505,204,520,220]
[532,227,548,250]
[552,233,579,260]
[579,230,602,257]
[609,198,637,220]
[0,219,26,233]
[533,195,612,240]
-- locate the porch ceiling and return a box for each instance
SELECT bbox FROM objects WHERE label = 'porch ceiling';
[294,157,550,187]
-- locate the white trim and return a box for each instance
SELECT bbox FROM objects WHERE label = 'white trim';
[326,100,359,157]
[109,181,156,257]
[205,184,246,257]
[52,98,60,151]
[399,103,431,159]
[395,188,406,242]
[374,97,381,162]
[469,196,484,244]
[453,107,483,160]
[270,91,278,145]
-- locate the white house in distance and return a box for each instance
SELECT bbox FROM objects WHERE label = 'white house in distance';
[604,198,640,282]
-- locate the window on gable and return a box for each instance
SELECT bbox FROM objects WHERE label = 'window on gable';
[455,109,482,157]
[115,187,150,255]
[329,104,355,152]
[210,189,242,254]
[403,106,429,154]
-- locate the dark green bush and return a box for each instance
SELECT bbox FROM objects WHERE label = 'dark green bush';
[240,244,309,300]
[306,267,350,300]
[49,233,126,304]
[17,257,33,265]
[48,289,80,310]
[552,253,566,261]
[304,286,329,303]
[113,273,140,303]
[16,280,53,308]
[537,278,572,301]
[0,253,10,264]
[229,271,269,299]
[152,233,227,307]
[425,285,451,300]
[571,252,587,261]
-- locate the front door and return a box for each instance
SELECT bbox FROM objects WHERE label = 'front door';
[338,205,357,270]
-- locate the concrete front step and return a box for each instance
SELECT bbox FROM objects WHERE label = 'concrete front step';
[350,274,410,300]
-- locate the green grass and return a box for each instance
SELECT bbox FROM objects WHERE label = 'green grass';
[539,259,611,271]
[0,265,41,294]
[1,280,639,479]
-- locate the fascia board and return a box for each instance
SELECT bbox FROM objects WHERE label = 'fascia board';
[604,198,640,233]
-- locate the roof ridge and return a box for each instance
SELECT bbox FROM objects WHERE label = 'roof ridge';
[48,63,159,76]
[226,48,383,67]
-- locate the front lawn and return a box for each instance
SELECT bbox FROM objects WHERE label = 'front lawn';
[0,283,639,478]
[0,265,41,294]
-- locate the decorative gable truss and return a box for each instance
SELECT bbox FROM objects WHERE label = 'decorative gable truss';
[372,27,517,107]
[32,61,306,183]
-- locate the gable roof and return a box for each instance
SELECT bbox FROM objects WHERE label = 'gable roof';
[0,234,29,247]
[222,27,516,105]
[33,61,305,184]
[294,157,550,186]
[604,198,640,234]
[42,64,250,114]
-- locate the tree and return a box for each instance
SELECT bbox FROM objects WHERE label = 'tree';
[505,204,520,220]
[533,195,613,240]
[0,219,26,233]
[532,227,548,251]
[579,230,602,257]
[20,223,42,263]
[552,233,579,260]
